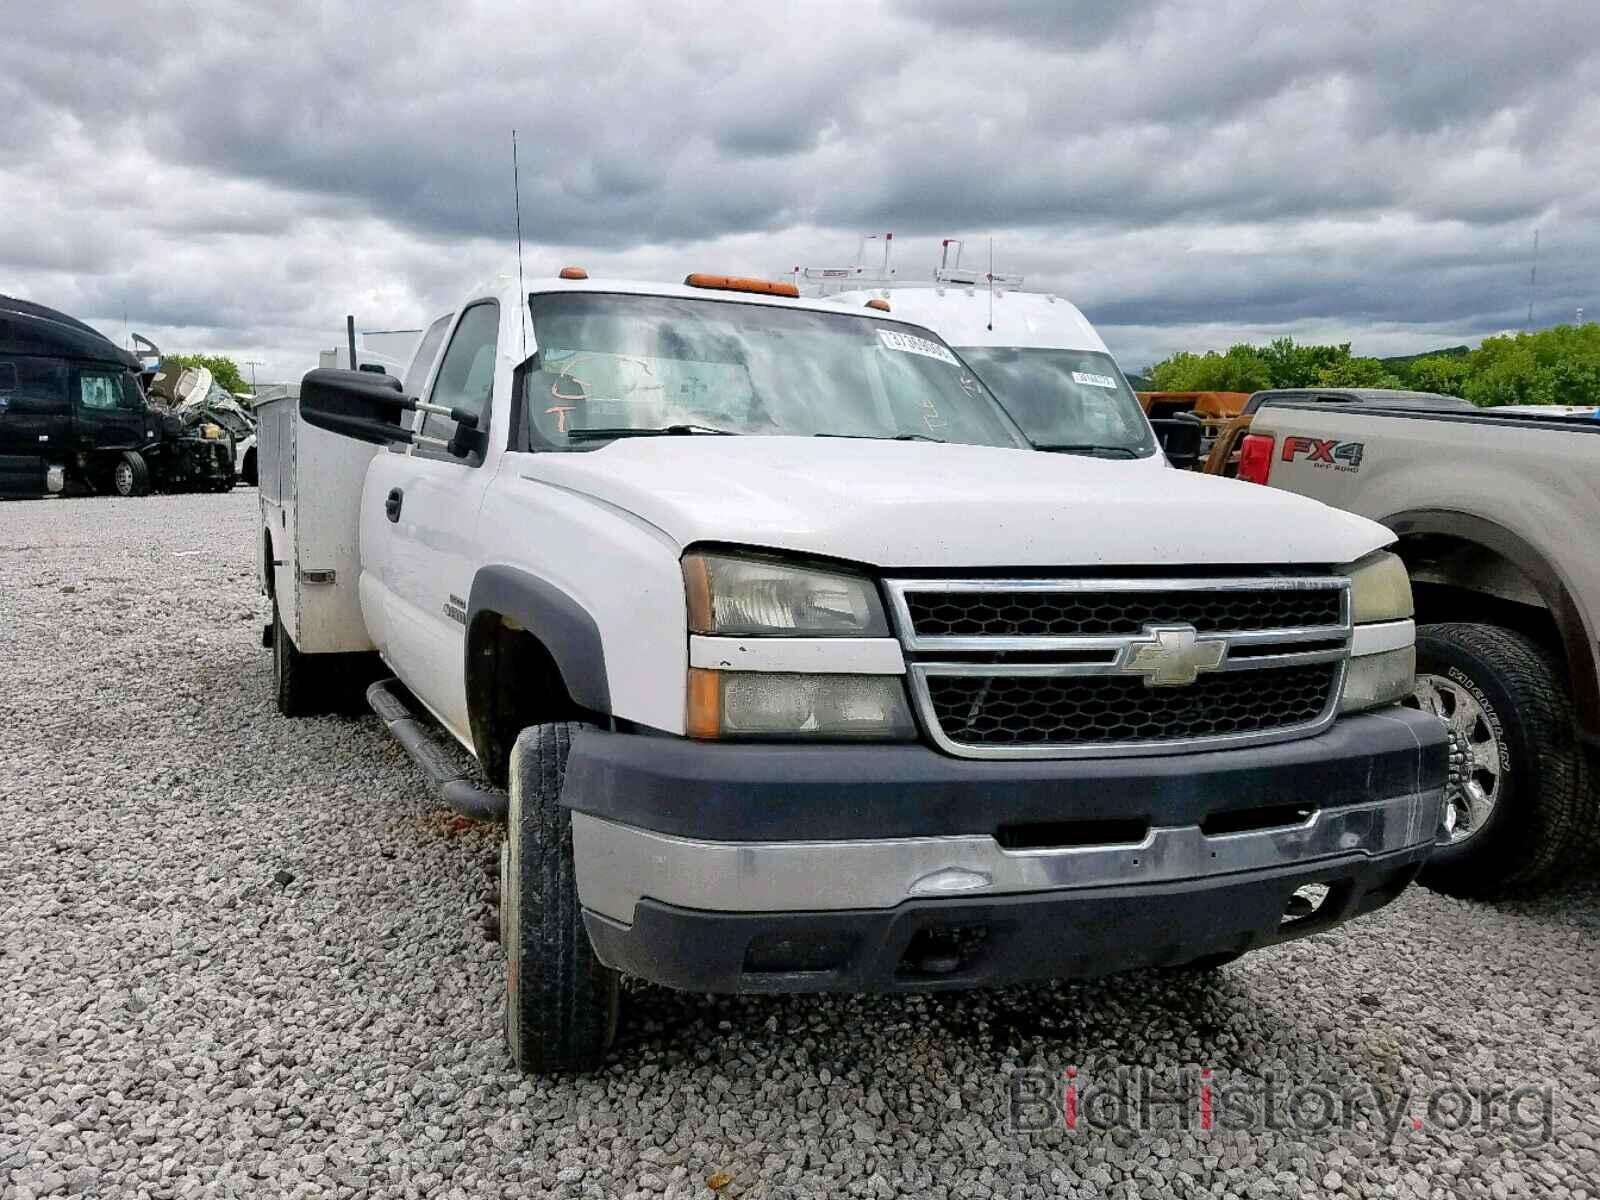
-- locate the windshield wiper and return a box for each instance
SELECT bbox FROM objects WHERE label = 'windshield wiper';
[567,423,738,441]
[814,432,946,443]
[1033,443,1140,458]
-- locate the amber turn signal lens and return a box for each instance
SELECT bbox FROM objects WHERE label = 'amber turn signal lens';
[685,668,723,739]
[684,273,800,298]
[682,554,714,633]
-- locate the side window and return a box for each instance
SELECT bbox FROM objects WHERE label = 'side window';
[417,302,498,464]
[118,374,145,410]
[403,315,451,396]
[78,373,121,411]
[4,359,67,415]
[0,363,16,397]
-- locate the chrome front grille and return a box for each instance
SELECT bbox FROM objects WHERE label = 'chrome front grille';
[885,576,1351,759]
[902,585,1343,639]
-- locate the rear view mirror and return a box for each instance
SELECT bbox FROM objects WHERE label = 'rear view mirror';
[1150,413,1203,470]
[299,368,412,445]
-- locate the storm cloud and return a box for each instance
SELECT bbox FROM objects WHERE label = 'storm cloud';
[3,0,1596,381]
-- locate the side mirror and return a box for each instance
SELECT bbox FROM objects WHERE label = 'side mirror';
[299,368,412,445]
[1150,413,1204,470]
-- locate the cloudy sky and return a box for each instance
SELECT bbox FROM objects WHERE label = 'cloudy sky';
[5,0,1597,384]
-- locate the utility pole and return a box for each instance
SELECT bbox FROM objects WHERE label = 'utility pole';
[1525,229,1539,331]
[242,359,264,396]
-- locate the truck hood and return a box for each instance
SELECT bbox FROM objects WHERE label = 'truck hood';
[518,437,1392,569]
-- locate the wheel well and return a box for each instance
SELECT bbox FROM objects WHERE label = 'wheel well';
[466,612,585,787]
[262,529,276,600]
[1395,532,1560,655]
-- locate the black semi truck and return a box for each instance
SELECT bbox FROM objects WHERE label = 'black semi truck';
[0,295,232,497]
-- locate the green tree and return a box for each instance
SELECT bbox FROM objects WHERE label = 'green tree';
[1142,323,1600,408]
[1401,355,1471,397]
[170,353,248,394]
[1258,337,1354,388]
[1458,325,1600,407]
[1146,344,1272,392]
[1313,357,1404,388]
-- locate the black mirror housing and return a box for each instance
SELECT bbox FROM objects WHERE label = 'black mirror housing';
[299,368,412,446]
[1150,413,1204,470]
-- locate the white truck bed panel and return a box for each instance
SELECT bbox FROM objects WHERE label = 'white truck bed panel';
[256,395,380,654]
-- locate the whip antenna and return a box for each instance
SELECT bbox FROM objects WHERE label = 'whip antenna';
[512,129,527,359]
[987,237,995,331]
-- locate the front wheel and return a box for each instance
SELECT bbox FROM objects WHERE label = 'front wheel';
[1405,622,1593,898]
[502,722,620,1073]
[112,451,150,497]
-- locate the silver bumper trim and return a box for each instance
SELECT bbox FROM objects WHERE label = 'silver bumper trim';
[571,788,1443,925]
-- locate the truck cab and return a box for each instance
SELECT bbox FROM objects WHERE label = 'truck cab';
[264,268,1448,1073]
[0,295,159,496]
[831,284,1176,466]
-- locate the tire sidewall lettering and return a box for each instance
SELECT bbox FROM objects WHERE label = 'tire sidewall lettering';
[1443,665,1512,774]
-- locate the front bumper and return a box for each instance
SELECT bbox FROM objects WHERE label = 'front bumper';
[584,846,1431,993]
[563,707,1447,993]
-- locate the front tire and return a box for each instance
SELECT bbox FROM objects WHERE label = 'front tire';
[112,451,150,497]
[1406,622,1593,898]
[502,723,619,1073]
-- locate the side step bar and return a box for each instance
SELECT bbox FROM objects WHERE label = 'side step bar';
[367,678,508,822]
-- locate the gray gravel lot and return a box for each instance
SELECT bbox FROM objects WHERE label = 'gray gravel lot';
[2,491,1598,1200]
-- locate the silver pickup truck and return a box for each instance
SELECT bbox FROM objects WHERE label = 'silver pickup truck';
[1209,389,1599,896]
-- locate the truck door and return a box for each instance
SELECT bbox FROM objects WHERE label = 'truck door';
[358,313,451,675]
[0,357,71,461]
[73,367,152,457]
[373,301,501,742]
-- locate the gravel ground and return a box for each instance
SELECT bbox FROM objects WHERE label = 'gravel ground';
[2,490,1598,1200]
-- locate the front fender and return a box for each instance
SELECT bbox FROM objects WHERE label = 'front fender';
[465,565,611,714]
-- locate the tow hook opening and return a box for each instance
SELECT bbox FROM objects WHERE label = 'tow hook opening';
[898,923,990,978]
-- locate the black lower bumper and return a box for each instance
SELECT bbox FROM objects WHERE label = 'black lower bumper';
[584,844,1431,994]
[565,708,1448,841]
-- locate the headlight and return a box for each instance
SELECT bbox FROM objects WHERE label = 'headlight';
[1343,550,1413,624]
[686,669,916,740]
[1340,646,1416,713]
[200,423,226,441]
[683,551,888,636]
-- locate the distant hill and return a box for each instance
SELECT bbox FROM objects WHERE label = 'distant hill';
[1377,346,1470,371]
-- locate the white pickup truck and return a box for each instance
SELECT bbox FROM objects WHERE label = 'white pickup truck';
[258,269,1446,1072]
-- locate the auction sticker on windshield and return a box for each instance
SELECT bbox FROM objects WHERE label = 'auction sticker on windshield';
[1072,371,1119,389]
[878,329,959,366]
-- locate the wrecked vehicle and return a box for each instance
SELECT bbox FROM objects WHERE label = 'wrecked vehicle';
[0,297,237,498]
[143,354,248,491]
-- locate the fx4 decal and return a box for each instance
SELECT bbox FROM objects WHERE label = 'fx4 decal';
[1281,435,1364,472]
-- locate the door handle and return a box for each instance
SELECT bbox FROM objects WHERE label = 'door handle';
[385,488,403,523]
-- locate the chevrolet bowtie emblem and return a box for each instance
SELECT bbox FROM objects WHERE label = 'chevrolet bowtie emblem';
[1121,624,1227,687]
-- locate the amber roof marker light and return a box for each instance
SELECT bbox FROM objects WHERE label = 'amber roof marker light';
[864,298,891,312]
[684,273,800,298]
[558,266,589,280]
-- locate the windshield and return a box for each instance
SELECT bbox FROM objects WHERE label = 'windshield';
[522,292,1025,450]
[956,347,1157,457]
